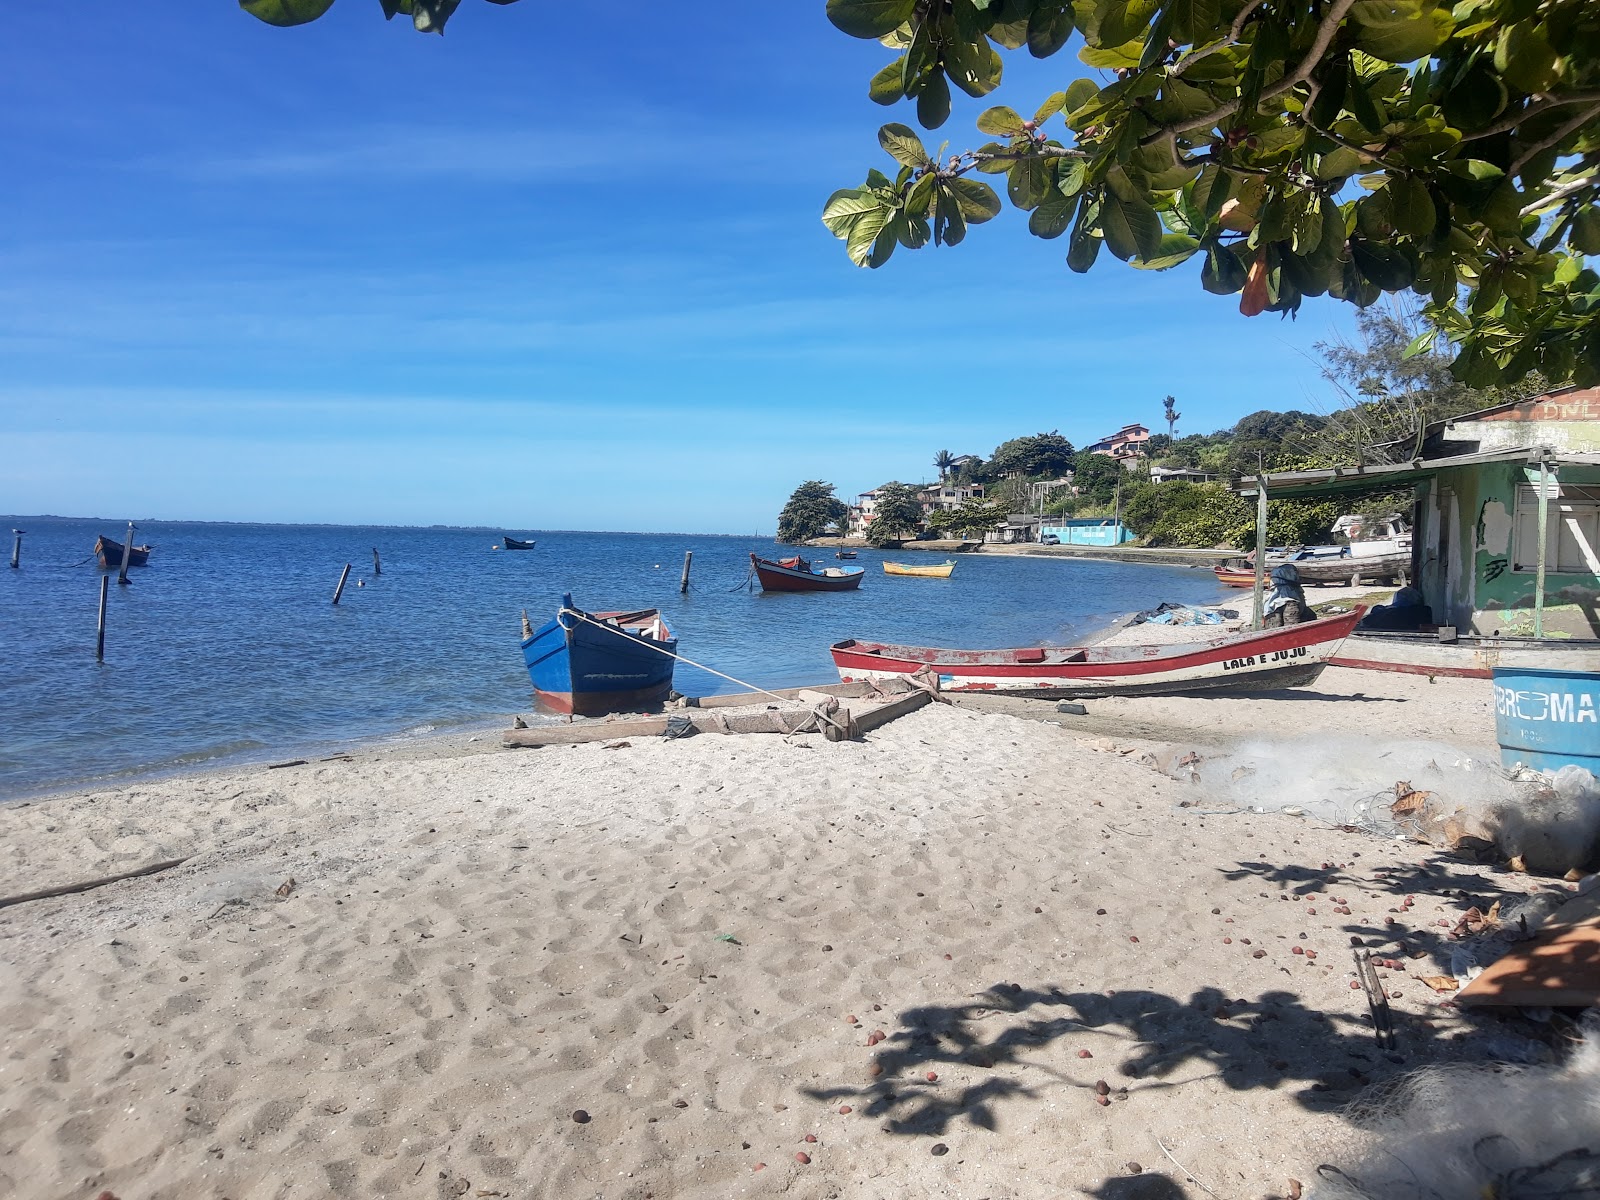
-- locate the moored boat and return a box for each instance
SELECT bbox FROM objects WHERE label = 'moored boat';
[751,553,864,592]
[883,560,956,578]
[1216,548,1410,587]
[835,551,858,560]
[94,535,151,569]
[1331,630,1600,680]
[503,535,536,550]
[1214,565,1255,588]
[521,594,676,716]
[831,608,1365,698]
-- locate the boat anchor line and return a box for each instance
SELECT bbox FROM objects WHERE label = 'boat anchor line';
[560,609,858,739]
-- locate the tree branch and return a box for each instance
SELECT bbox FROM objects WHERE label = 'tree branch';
[1170,0,1267,79]
[1520,170,1599,218]
[1510,102,1600,176]
[1299,117,1404,172]
[1459,91,1600,142]
[1141,0,1360,149]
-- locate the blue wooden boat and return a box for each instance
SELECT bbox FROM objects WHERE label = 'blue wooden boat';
[94,535,152,569]
[520,594,677,716]
[503,535,536,550]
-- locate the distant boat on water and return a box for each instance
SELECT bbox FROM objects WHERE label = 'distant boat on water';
[503,535,536,550]
[883,560,955,578]
[751,553,864,592]
[94,535,151,569]
[835,551,858,560]
[520,594,676,716]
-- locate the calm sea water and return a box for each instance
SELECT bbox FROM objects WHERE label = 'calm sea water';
[0,517,1228,798]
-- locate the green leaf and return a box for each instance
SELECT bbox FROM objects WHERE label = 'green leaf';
[845,207,895,265]
[1101,190,1163,261]
[1345,63,1385,131]
[1440,58,1507,131]
[1067,198,1103,272]
[1494,22,1559,93]
[869,59,907,105]
[945,30,1004,97]
[1402,329,1438,359]
[1291,192,1325,256]
[906,172,936,216]
[949,177,1003,222]
[878,123,930,167]
[827,0,919,38]
[934,182,969,246]
[820,188,886,237]
[1351,237,1416,289]
[1189,164,1232,221]
[1389,174,1436,237]
[1571,208,1600,256]
[1008,156,1054,209]
[1132,233,1202,269]
[1315,146,1365,181]
[1094,0,1160,48]
[917,72,952,127]
[1166,0,1220,43]
[1034,92,1068,125]
[1029,189,1081,238]
[240,0,338,26]
[1062,77,1099,118]
[1055,157,1087,196]
[974,142,1014,173]
[1028,2,1076,57]
[1078,38,1146,69]
[1349,0,1453,63]
[977,106,1029,136]
[1201,242,1248,294]
[869,219,900,267]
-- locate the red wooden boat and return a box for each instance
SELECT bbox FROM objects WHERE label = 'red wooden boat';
[830,608,1365,698]
[751,553,864,592]
[1214,564,1256,588]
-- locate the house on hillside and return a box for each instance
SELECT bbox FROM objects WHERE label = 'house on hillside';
[1237,386,1600,640]
[917,482,986,517]
[1084,424,1150,468]
[1150,465,1218,484]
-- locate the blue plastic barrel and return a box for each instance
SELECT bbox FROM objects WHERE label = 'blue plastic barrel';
[1491,666,1600,773]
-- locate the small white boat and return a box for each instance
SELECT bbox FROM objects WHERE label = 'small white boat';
[1331,630,1600,679]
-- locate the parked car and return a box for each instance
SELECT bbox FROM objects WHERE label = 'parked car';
[1039,533,1061,546]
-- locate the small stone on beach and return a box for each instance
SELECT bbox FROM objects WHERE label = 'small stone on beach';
[572,1110,590,1124]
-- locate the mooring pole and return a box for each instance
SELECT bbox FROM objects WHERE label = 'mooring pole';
[372,547,382,576]
[332,563,352,606]
[96,574,109,662]
[1251,472,1269,629]
[9,529,20,569]
[1534,459,1551,638]
[117,521,135,586]
[680,550,693,594]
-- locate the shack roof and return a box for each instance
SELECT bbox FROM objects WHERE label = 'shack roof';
[1233,447,1600,500]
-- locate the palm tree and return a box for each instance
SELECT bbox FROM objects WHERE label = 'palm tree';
[1163,395,1181,441]
[933,449,955,483]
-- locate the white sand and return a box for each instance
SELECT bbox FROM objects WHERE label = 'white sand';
[1,665,1566,1200]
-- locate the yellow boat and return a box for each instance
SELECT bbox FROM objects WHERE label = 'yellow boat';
[882,560,956,578]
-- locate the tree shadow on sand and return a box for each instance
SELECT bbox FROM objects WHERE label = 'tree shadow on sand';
[800,977,1452,1140]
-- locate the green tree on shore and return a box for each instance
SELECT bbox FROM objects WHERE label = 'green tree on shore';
[933,449,956,481]
[777,481,849,544]
[866,482,925,545]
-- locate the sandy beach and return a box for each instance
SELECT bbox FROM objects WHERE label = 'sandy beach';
[4,646,1580,1200]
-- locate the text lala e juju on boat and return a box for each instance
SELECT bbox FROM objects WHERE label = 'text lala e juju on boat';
[831,608,1366,699]
[520,594,677,716]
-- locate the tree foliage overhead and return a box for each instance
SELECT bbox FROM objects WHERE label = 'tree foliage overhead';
[238,0,1599,385]
[820,0,1600,387]
[777,480,850,543]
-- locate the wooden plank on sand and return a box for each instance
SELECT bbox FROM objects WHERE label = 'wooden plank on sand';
[1456,890,1600,1008]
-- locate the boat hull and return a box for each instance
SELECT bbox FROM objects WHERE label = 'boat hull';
[94,536,150,569]
[832,609,1363,698]
[1330,631,1600,680]
[503,535,536,550]
[751,554,864,592]
[522,602,676,716]
[883,561,955,578]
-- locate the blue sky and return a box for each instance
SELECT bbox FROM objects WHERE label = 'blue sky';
[2,3,1361,532]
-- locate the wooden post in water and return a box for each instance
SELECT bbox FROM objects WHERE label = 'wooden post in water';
[1251,471,1269,629]
[96,574,109,662]
[332,563,352,605]
[117,521,135,586]
[9,529,20,569]
[680,551,693,594]
[372,547,382,576]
